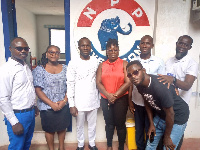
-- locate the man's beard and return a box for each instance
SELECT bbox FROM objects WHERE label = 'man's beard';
[176,51,188,60]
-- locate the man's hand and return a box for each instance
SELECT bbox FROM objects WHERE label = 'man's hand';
[34,106,39,117]
[163,136,176,150]
[174,88,179,96]
[70,107,78,117]
[12,122,24,135]
[157,74,173,89]
[128,101,135,114]
[147,124,156,140]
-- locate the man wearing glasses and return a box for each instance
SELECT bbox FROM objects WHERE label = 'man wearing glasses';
[0,37,39,150]
[128,35,165,150]
[126,60,189,150]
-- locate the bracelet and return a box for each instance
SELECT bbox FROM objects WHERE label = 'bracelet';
[63,99,67,103]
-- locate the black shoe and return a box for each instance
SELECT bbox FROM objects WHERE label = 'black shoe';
[76,146,84,150]
[88,145,98,150]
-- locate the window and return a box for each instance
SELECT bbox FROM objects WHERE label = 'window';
[49,28,65,53]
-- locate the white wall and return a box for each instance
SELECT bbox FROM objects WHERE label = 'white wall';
[36,15,65,60]
[154,0,191,62]
[184,17,200,138]
[15,4,37,58]
[0,3,8,146]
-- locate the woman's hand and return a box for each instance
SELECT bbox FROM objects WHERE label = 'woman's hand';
[57,100,66,110]
[107,93,117,104]
[50,102,60,111]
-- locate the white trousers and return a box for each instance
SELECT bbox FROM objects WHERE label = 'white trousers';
[76,108,98,147]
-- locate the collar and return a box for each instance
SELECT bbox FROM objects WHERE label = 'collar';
[105,57,120,65]
[8,57,27,66]
[173,55,190,63]
[138,55,155,62]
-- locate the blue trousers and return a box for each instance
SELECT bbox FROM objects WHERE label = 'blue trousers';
[134,104,149,150]
[4,109,35,150]
[146,115,187,150]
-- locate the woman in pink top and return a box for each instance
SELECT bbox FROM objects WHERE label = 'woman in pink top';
[96,39,131,150]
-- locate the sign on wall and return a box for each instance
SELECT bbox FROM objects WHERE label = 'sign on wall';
[71,0,155,62]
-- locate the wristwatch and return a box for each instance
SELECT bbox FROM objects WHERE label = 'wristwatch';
[173,76,177,85]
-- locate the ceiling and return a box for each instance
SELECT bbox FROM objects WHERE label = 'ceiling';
[15,0,64,15]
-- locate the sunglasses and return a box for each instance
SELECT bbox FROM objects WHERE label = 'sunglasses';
[13,47,30,52]
[127,68,143,78]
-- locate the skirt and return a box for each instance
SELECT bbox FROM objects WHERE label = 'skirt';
[40,104,70,132]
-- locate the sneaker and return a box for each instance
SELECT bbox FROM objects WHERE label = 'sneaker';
[76,146,84,150]
[88,145,98,150]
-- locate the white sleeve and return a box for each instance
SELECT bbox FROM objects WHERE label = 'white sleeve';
[66,61,76,108]
[186,60,198,78]
[0,66,19,126]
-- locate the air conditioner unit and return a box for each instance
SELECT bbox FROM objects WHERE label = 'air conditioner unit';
[192,0,200,11]
[192,0,200,22]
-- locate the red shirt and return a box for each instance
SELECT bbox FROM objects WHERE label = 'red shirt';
[101,58,128,99]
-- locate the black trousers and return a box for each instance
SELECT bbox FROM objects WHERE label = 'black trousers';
[134,104,149,150]
[101,95,128,150]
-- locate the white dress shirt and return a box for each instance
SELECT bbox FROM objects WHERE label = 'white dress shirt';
[67,56,100,111]
[132,55,165,106]
[0,58,36,126]
[165,55,198,104]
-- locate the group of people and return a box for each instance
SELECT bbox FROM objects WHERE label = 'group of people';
[0,34,198,150]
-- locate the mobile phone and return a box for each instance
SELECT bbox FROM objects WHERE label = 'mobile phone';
[149,132,154,143]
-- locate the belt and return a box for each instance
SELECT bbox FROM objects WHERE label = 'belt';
[13,106,34,113]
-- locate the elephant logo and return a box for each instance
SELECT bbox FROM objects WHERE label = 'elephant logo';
[98,16,132,50]
[74,0,152,63]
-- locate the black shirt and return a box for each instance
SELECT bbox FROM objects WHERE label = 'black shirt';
[137,75,189,125]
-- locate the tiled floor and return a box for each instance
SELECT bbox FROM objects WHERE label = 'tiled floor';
[0,139,200,150]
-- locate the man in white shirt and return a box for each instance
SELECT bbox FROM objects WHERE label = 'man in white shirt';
[128,35,165,150]
[158,35,198,149]
[67,37,100,150]
[0,37,39,150]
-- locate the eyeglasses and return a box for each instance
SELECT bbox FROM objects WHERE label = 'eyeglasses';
[47,51,60,55]
[13,47,30,52]
[127,68,143,78]
[107,49,119,53]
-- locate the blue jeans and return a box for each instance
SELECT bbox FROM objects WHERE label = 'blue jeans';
[146,115,187,150]
[4,109,35,150]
